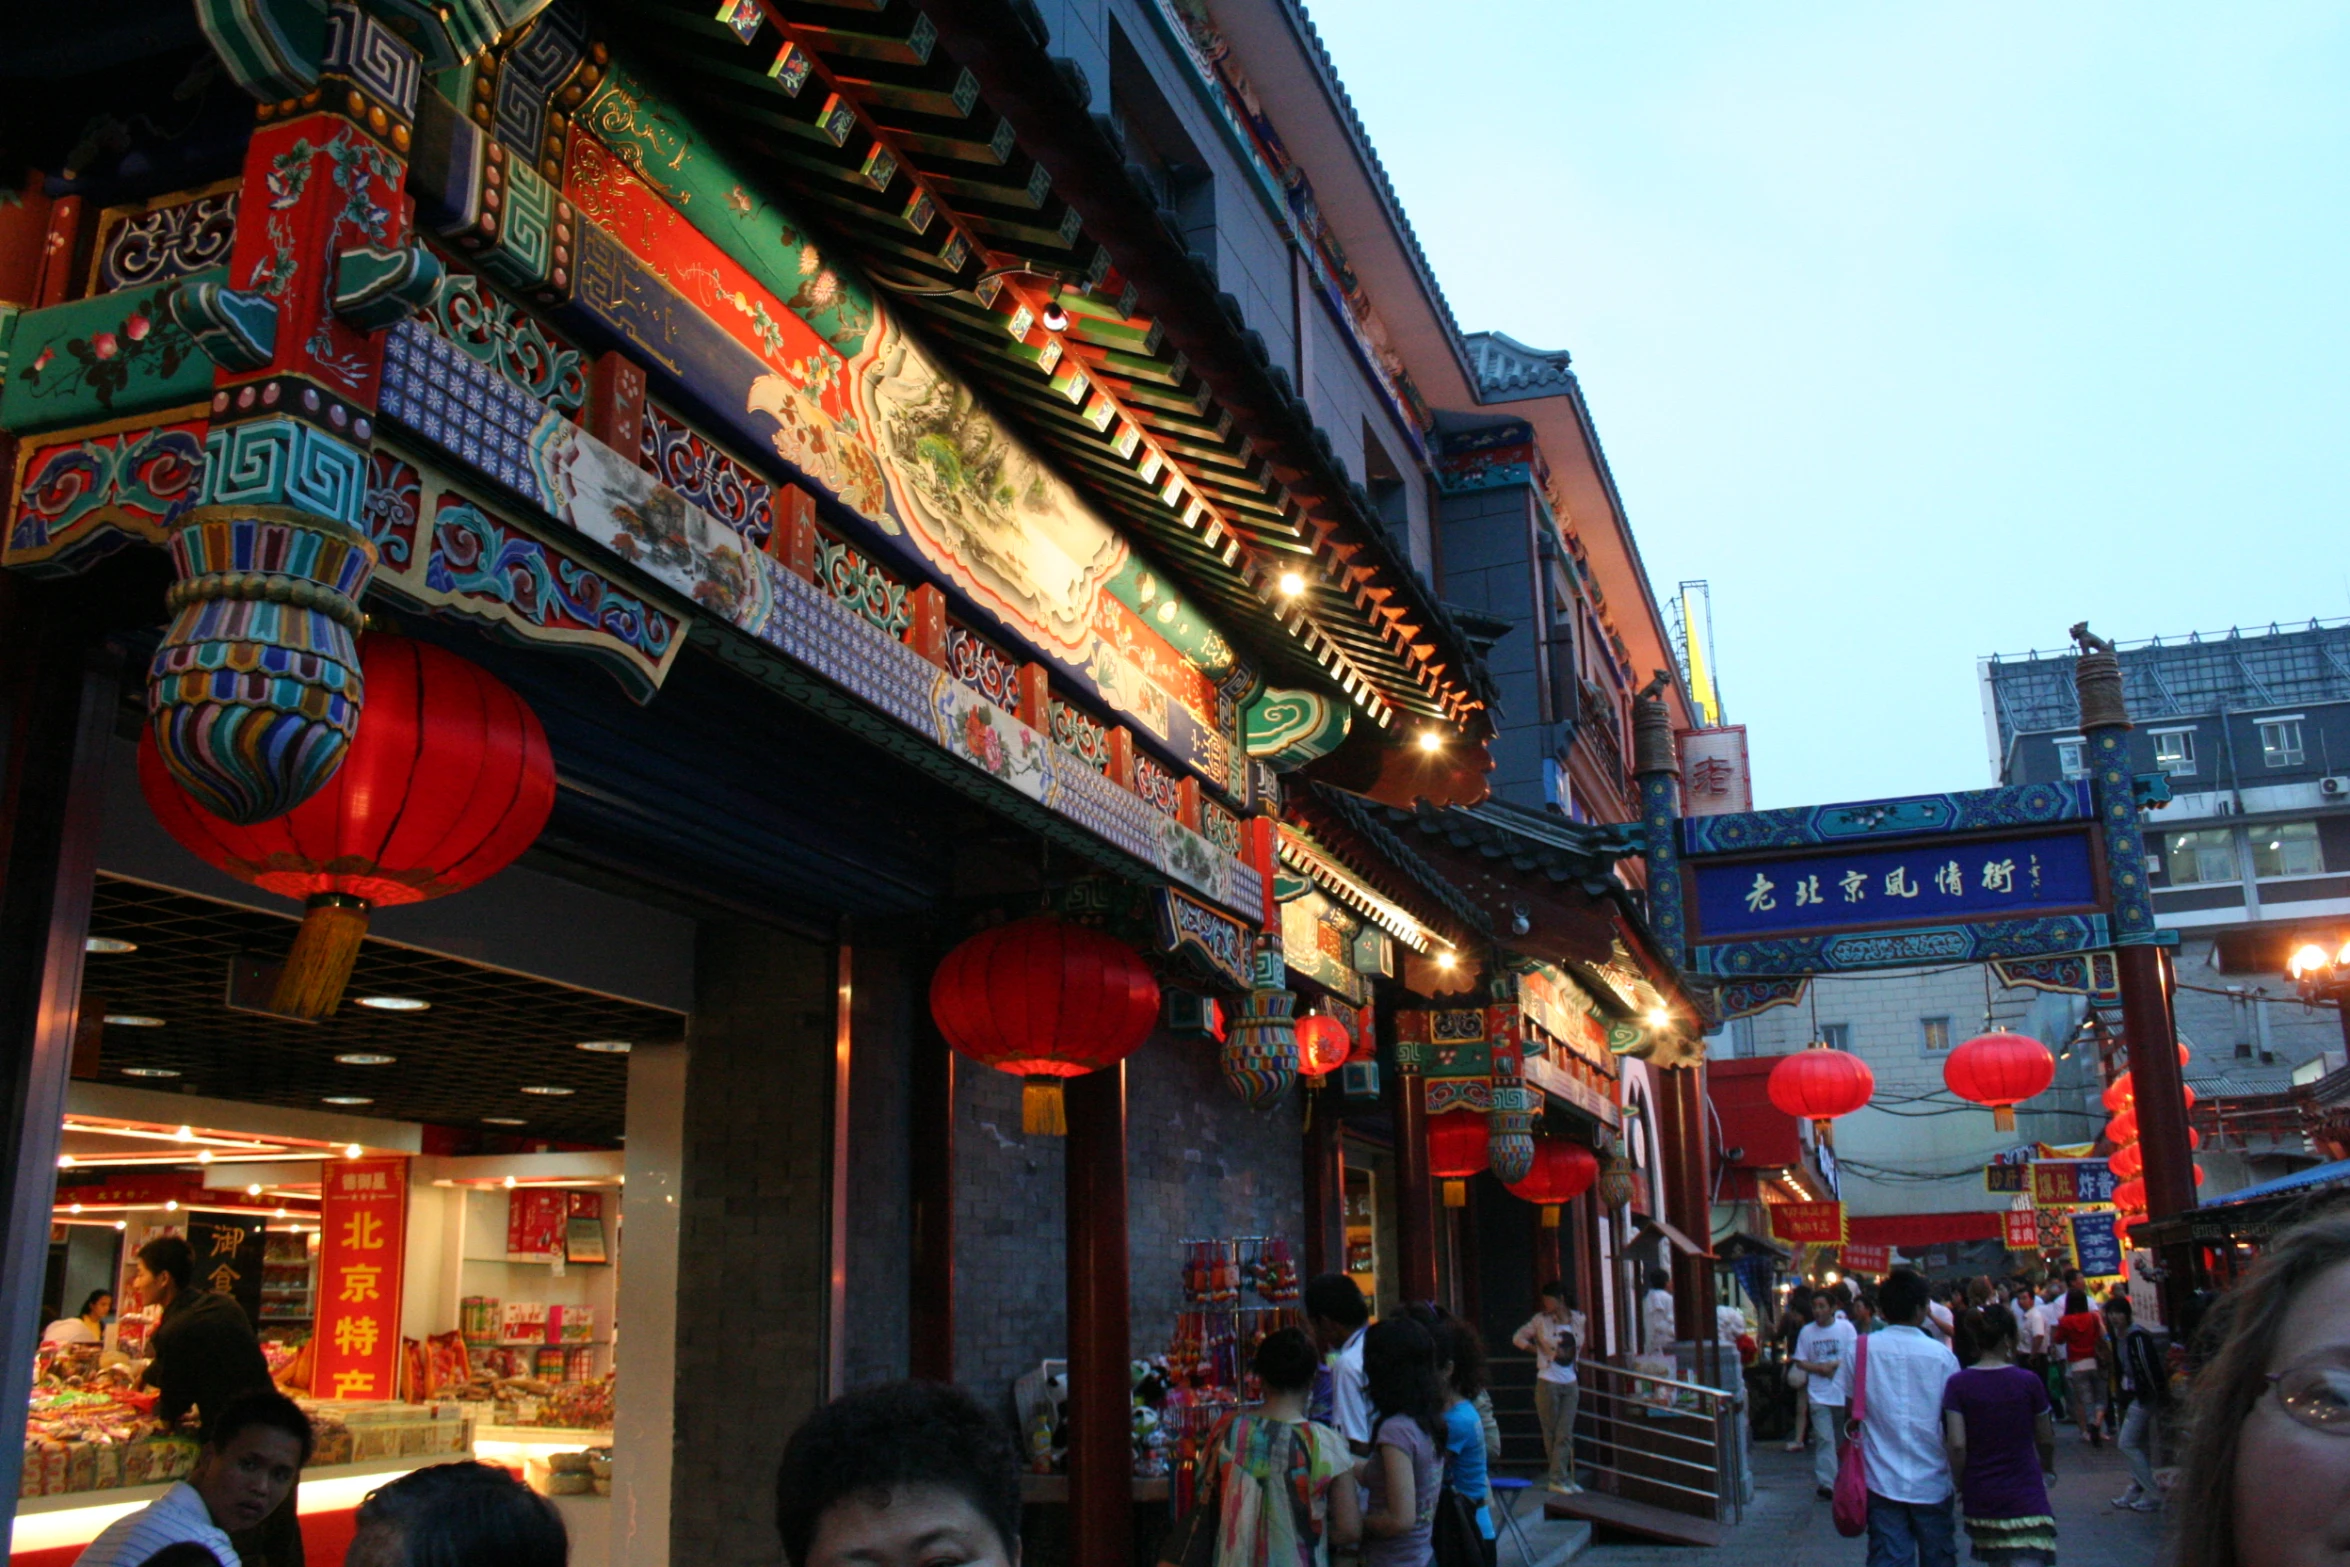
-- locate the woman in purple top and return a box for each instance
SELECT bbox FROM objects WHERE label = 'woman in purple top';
[1942,1306,2058,1564]
[1354,1318,1445,1567]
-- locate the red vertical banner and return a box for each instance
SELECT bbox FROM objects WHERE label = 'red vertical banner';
[314,1158,408,1400]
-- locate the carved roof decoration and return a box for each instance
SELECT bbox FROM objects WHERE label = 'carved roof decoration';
[1464,330,1577,403]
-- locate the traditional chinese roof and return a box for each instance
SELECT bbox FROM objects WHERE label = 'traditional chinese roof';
[1464,331,1577,403]
[1289,784,1489,942]
[1384,796,1642,889]
[600,0,1499,739]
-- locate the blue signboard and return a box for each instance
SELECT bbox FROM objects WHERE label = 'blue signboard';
[1687,827,2102,942]
[2070,1209,2123,1277]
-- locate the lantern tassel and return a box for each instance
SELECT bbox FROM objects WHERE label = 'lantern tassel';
[1993,1106,2018,1133]
[1442,1179,1466,1208]
[270,894,371,1019]
[1022,1077,1067,1137]
[1541,1204,1561,1229]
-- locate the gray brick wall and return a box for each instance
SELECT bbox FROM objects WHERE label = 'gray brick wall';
[845,942,913,1391]
[671,923,836,1567]
[951,1030,1308,1407]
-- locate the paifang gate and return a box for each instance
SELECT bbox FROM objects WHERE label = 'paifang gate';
[1626,626,2202,1302]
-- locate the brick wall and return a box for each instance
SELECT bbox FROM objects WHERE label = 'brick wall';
[951,1029,1308,1407]
[670,923,836,1567]
[845,942,913,1390]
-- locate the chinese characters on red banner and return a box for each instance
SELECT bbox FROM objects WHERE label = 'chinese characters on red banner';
[1766,1200,1846,1246]
[313,1157,407,1400]
[1839,1242,1892,1275]
[2002,1207,2041,1251]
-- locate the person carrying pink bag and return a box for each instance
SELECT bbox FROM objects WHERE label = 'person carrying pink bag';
[1841,1269,1962,1567]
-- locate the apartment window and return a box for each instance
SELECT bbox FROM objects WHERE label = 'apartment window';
[1921,1017,1952,1054]
[2166,827,2240,886]
[2259,718,2306,769]
[1819,1023,1851,1052]
[2054,739,2086,780]
[2152,729,2196,776]
[2251,820,2325,879]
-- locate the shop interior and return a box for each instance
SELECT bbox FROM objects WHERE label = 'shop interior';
[14,874,679,1567]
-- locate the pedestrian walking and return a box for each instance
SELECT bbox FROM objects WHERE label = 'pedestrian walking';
[774,1380,1020,1567]
[1354,1319,1446,1567]
[1306,1273,1374,1456]
[1185,1328,1359,1567]
[1793,1286,1857,1498]
[1853,1269,1962,1567]
[2101,1295,2166,1513]
[1642,1266,1677,1356]
[1510,1281,1584,1494]
[2050,1292,2105,1445]
[1435,1319,1497,1567]
[2167,1209,2350,1567]
[343,1461,567,1567]
[1941,1305,2057,1564]
[1779,1284,1817,1454]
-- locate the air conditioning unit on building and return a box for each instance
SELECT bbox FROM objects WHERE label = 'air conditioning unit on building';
[2321,775,2350,798]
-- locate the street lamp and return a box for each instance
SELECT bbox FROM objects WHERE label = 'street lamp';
[2285,936,2350,1055]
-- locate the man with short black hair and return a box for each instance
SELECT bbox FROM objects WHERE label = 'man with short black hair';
[2103,1294,2167,1511]
[1856,1268,1961,1567]
[77,1389,314,1567]
[774,1381,1020,1567]
[1793,1286,1856,1497]
[1304,1272,1373,1454]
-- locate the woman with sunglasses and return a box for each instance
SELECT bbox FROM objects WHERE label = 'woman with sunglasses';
[2169,1209,2350,1567]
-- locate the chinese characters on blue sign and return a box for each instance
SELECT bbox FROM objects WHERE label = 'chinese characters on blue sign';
[1688,829,2101,941]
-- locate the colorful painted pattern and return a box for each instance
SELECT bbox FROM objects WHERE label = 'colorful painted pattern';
[1199,799,1243,857]
[1051,700,1111,774]
[638,400,774,547]
[6,411,208,573]
[1133,751,1183,821]
[947,624,1020,712]
[92,185,241,293]
[815,531,913,639]
[422,261,588,415]
[0,272,218,434]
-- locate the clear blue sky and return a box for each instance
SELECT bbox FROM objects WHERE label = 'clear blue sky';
[1309,4,2350,808]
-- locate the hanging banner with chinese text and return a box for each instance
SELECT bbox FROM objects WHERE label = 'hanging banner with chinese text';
[1688,828,2103,944]
[2068,1210,2123,1278]
[2002,1207,2041,1251]
[314,1158,408,1400]
[185,1213,264,1328]
[2029,1159,2118,1206]
[1840,1241,1892,1276]
[1766,1200,1846,1246]
[1676,727,1752,817]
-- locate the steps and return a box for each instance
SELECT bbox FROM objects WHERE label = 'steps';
[1486,1352,1552,1474]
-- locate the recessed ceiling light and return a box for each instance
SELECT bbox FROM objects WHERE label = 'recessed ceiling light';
[335,1053,397,1066]
[354,996,429,1012]
[483,1117,526,1127]
[575,1040,632,1054]
[120,1066,179,1078]
[84,937,136,954]
[321,1096,373,1106]
[518,1085,574,1097]
[104,1014,165,1028]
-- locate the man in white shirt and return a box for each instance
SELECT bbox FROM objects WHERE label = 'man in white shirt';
[1304,1273,1372,1454]
[1854,1269,1961,1567]
[1642,1267,1677,1357]
[1792,1287,1857,1497]
[1511,1280,1587,1493]
[76,1387,312,1567]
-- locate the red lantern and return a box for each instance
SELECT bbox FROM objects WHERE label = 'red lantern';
[2108,1143,2143,1180]
[2101,1077,2133,1113]
[1427,1111,1490,1208]
[2107,1107,2139,1147]
[1294,1015,1351,1080]
[929,916,1160,1136]
[1506,1136,1599,1227]
[140,633,555,1019]
[2113,1177,2147,1212]
[1766,1044,1875,1141]
[1945,1031,2056,1132]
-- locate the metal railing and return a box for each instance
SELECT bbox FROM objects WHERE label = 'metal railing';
[1569,1356,1746,1525]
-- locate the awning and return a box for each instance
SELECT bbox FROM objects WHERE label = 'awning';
[1846,1212,2004,1248]
[2199,1157,2350,1210]
[1632,1214,1713,1260]
[1278,825,1438,953]
[1706,1058,1805,1170]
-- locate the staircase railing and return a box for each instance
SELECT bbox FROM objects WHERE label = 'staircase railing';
[1569,1357,1745,1525]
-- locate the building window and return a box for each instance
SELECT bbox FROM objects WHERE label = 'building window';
[1819,1023,1851,1051]
[2166,828,2240,886]
[2259,719,2306,769]
[1921,1017,1952,1054]
[2055,739,2086,780]
[2152,730,2196,776]
[2251,820,2325,878]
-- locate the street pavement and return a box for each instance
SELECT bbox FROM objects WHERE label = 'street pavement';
[1536,1430,2173,1567]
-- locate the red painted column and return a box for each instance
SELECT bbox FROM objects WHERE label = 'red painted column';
[1064,1064,1131,1565]
[1390,1065,1437,1304]
[1659,1065,1717,1346]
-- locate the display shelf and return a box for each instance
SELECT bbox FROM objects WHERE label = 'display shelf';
[461,1254,611,1267]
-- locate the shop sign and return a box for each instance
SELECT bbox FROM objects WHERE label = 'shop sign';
[2002,1206,2041,1251]
[1518,964,1611,1070]
[1523,1054,1620,1129]
[315,1157,408,1400]
[1688,828,2103,945]
[2029,1159,2117,1206]
[53,1176,284,1213]
[2068,1210,2123,1278]
[1840,1241,1892,1276]
[1766,1200,1846,1246]
[186,1213,264,1327]
[1677,726,1752,817]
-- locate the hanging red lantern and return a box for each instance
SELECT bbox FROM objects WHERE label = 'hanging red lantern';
[929,915,1160,1136]
[1505,1137,1599,1227]
[2108,1142,2143,1181]
[2101,1076,2134,1113]
[139,633,555,1019]
[1294,1014,1352,1080]
[2107,1107,2139,1147]
[1945,1031,2057,1132]
[2113,1177,2147,1212]
[1766,1043,1876,1141]
[1427,1110,1490,1208]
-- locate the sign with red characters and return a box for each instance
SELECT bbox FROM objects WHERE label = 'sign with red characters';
[313,1158,408,1401]
[1765,1200,1846,1246]
[1839,1242,1892,1276]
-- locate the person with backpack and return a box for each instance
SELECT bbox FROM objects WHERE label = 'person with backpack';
[1195,1328,1359,1566]
[2101,1295,2166,1513]
[1510,1281,1584,1493]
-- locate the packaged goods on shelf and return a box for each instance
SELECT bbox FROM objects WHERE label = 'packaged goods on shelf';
[500,1301,550,1344]
[460,1296,501,1345]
